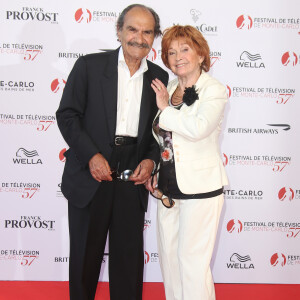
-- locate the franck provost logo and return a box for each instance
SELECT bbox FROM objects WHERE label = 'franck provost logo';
[74,8,118,23]
[227,253,254,269]
[13,148,42,165]
[236,15,299,31]
[236,51,265,68]
[226,85,295,104]
[6,7,58,23]
[4,216,55,230]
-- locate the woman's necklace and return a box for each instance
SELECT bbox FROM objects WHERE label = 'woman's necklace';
[171,86,184,106]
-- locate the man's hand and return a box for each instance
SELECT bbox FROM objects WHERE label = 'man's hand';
[130,159,154,185]
[89,153,112,182]
[144,174,157,193]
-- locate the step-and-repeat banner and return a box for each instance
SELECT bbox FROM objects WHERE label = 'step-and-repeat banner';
[1,0,299,283]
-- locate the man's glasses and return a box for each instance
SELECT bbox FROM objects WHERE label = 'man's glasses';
[111,163,134,181]
[151,188,175,208]
[111,169,133,181]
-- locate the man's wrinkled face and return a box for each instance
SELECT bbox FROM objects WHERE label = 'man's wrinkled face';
[117,7,155,62]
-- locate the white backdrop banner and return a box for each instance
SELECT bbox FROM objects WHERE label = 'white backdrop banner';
[0,0,299,283]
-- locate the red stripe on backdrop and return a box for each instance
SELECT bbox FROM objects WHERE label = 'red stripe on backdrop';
[0,282,299,300]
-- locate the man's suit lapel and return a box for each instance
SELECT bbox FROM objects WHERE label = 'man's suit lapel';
[101,49,119,143]
[138,67,154,144]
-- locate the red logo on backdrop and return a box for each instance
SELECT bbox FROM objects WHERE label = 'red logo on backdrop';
[144,220,151,231]
[227,219,243,233]
[223,153,228,166]
[146,48,157,61]
[236,15,253,29]
[270,253,286,267]
[278,187,294,201]
[51,79,66,93]
[59,148,66,162]
[281,52,298,66]
[75,8,92,23]
[226,85,232,98]
[210,56,220,68]
[144,251,150,264]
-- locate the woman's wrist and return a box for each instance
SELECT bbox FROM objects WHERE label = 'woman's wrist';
[160,103,169,111]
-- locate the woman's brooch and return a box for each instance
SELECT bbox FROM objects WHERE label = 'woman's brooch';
[182,85,199,106]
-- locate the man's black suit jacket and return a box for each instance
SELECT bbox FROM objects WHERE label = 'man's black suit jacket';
[56,48,169,210]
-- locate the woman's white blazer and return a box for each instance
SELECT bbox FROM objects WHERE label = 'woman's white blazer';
[153,71,229,194]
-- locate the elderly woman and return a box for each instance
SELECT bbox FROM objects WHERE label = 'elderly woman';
[146,25,228,300]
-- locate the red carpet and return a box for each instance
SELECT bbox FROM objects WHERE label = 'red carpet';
[0,282,299,300]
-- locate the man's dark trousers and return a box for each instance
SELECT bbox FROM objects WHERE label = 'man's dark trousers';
[68,143,145,300]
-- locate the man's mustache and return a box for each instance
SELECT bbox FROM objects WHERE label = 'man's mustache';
[127,41,150,49]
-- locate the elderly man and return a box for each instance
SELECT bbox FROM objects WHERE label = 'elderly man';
[56,4,168,300]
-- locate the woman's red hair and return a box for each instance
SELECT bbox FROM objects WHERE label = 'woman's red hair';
[161,25,210,72]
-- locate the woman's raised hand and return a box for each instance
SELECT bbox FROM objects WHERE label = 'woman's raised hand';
[151,78,169,111]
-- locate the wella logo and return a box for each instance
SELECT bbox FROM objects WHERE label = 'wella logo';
[13,148,42,164]
[236,51,265,68]
[226,253,254,269]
